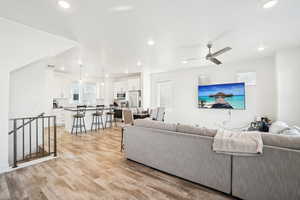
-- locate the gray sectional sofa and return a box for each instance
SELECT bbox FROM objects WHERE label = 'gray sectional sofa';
[123,119,300,200]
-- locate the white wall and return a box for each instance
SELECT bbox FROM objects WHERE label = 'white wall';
[151,57,277,128]
[9,60,52,165]
[0,68,10,171]
[276,47,300,126]
[142,69,151,108]
[104,78,114,105]
[0,17,76,172]
[9,60,49,118]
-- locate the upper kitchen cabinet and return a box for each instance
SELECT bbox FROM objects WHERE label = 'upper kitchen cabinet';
[114,80,128,93]
[128,78,140,91]
[51,72,70,99]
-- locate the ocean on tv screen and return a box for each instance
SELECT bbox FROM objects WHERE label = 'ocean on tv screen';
[198,83,245,110]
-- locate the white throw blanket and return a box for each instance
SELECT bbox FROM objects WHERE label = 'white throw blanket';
[213,129,263,156]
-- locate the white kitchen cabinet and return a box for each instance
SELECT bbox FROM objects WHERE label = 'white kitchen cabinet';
[128,78,140,91]
[114,77,140,95]
[113,80,128,94]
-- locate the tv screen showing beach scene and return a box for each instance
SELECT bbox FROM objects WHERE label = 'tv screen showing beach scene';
[198,83,245,110]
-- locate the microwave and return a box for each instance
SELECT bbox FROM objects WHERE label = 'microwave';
[117,93,126,100]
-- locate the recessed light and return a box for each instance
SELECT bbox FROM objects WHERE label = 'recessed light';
[258,46,265,51]
[85,73,89,77]
[137,61,142,66]
[263,0,278,9]
[105,74,109,78]
[147,39,155,46]
[58,1,70,9]
[61,67,65,71]
[101,82,105,86]
[182,60,188,64]
[110,5,134,12]
[78,59,82,65]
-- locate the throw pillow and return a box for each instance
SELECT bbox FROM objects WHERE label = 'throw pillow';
[269,121,289,134]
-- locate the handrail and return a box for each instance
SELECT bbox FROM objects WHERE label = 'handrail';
[9,112,57,168]
[8,113,45,135]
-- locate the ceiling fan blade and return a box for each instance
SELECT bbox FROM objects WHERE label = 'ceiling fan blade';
[184,57,205,61]
[211,47,232,57]
[179,43,203,49]
[209,57,222,65]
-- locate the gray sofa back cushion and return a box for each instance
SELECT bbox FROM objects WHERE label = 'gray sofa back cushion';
[134,119,177,132]
[176,124,217,137]
[261,133,300,150]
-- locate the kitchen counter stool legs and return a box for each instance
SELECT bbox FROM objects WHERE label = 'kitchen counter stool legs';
[71,114,87,135]
[71,105,87,135]
[105,112,117,128]
[91,113,104,131]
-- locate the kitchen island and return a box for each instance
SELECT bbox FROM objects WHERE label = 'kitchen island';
[64,107,113,133]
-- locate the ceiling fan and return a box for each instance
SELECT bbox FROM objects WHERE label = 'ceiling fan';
[183,42,232,65]
[205,43,232,65]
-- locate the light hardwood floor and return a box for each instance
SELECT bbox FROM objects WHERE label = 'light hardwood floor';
[0,127,235,200]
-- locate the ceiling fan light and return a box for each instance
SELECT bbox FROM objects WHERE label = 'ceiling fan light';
[258,46,265,51]
[147,39,155,46]
[263,0,278,9]
[58,1,70,9]
[181,60,188,64]
[110,5,134,12]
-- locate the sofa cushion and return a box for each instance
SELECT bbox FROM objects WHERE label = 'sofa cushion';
[134,119,177,132]
[261,133,300,150]
[293,126,300,132]
[176,124,217,137]
[282,128,300,136]
[269,121,289,134]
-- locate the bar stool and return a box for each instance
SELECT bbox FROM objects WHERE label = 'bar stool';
[71,105,87,135]
[91,105,105,131]
[105,104,117,128]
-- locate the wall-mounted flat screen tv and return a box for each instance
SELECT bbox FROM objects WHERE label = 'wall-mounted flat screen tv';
[198,82,245,110]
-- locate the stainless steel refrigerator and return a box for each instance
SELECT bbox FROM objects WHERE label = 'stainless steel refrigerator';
[127,90,141,108]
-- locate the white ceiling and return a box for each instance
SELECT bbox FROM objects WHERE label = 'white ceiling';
[1,0,300,74]
[0,17,76,71]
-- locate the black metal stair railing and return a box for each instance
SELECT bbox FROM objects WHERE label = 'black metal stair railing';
[9,113,57,168]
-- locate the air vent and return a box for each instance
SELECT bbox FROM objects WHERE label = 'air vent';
[47,65,55,68]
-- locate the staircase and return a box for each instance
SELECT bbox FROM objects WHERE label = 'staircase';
[9,113,57,168]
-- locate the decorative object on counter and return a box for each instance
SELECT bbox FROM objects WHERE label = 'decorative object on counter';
[71,105,87,135]
[91,105,105,131]
[248,117,271,132]
[105,104,117,128]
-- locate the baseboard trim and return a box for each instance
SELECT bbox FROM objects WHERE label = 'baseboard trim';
[0,156,57,174]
